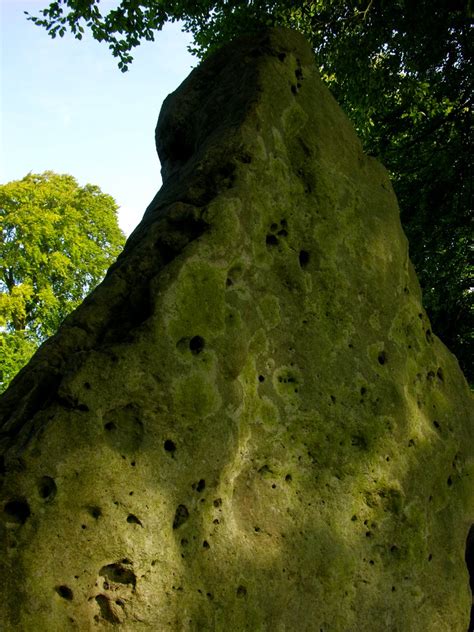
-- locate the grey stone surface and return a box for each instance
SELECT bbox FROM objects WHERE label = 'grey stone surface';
[1,27,473,631]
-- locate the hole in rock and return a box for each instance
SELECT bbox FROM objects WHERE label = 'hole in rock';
[258,375,265,382]
[270,223,279,231]
[164,439,176,453]
[299,250,310,268]
[291,84,298,95]
[84,382,91,390]
[378,351,387,365]
[95,594,121,624]
[351,435,368,449]
[277,229,288,237]
[56,585,73,600]
[285,474,292,482]
[38,476,57,501]
[213,498,222,507]
[266,234,278,246]
[189,336,205,354]
[100,562,136,588]
[173,504,190,529]
[103,404,144,453]
[295,67,304,80]
[202,540,210,549]
[4,498,31,524]
[447,476,453,487]
[196,479,206,493]
[278,373,297,384]
[88,506,102,519]
[426,329,433,342]
[433,420,440,429]
[236,585,247,598]
[127,514,143,526]
[277,52,286,62]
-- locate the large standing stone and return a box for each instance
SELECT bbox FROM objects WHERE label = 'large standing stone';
[1,28,472,631]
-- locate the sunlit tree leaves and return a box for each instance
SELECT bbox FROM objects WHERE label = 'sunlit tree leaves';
[0,171,125,391]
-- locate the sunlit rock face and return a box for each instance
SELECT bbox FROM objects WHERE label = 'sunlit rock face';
[1,28,473,632]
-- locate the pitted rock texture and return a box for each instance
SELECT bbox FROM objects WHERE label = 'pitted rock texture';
[1,28,473,632]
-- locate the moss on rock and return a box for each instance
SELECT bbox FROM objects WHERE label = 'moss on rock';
[0,27,473,631]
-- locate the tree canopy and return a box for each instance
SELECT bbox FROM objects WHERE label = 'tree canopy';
[27,1,473,380]
[0,171,125,392]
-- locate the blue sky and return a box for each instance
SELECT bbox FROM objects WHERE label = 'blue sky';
[0,0,196,234]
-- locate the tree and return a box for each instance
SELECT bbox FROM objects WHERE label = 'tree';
[26,1,473,380]
[0,171,125,392]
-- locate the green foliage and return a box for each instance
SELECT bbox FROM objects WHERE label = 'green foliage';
[27,1,473,380]
[0,171,125,392]
[0,332,37,393]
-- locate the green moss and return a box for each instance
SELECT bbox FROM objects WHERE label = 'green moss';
[167,261,226,342]
[202,197,242,248]
[281,102,309,137]
[173,370,221,418]
[257,294,281,329]
[221,308,249,378]
[273,366,303,400]
[1,28,472,632]
[248,328,268,355]
[258,396,280,427]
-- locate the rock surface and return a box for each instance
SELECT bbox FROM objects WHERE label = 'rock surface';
[1,28,473,631]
